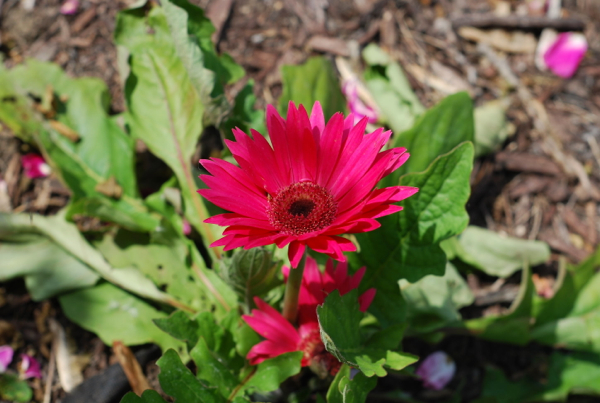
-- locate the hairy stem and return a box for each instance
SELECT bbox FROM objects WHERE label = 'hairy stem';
[282,249,308,324]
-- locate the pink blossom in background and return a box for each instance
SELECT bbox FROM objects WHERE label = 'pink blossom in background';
[243,257,375,376]
[19,354,42,379]
[543,32,588,78]
[342,79,378,125]
[60,0,79,15]
[0,345,14,373]
[21,153,51,179]
[182,219,192,236]
[415,351,456,390]
[282,256,376,325]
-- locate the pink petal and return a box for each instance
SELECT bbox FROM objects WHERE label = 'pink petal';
[358,288,376,312]
[415,351,456,391]
[0,345,14,373]
[309,101,325,140]
[288,241,306,268]
[19,354,41,379]
[60,0,79,15]
[21,154,51,179]
[544,32,587,78]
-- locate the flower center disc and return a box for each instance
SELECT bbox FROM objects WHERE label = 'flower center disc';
[267,182,337,235]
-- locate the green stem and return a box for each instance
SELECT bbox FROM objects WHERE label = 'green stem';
[282,249,308,324]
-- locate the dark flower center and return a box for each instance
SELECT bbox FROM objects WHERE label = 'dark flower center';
[267,182,337,235]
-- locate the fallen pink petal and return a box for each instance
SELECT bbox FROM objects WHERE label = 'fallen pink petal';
[21,153,51,179]
[60,0,79,15]
[543,32,588,78]
[0,345,14,373]
[416,351,456,391]
[342,79,378,125]
[19,354,42,379]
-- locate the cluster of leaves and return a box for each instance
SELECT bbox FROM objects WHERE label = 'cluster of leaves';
[1,0,600,402]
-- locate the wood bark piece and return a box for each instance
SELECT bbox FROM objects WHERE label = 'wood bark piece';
[113,341,151,396]
[495,152,562,175]
[206,0,234,45]
[539,233,589,262]
[306,35,350,57]
[452,15,585,31]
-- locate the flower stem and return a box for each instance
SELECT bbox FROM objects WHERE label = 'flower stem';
[282,250,308,324]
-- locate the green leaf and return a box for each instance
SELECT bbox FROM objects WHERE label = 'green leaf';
[455,226,550,278]
[531,248,600,352]
[0,212,175,305]
[327,364,378,403]
[479,351,600,403]
[120,390,168,403]
[0,60,158,231]
[465,263,535,345]
[118,6,220,261]
[474,100,512,158]
[279,56,346,120]
[401,262,474,333]
[190,337,239,398]
[153,310,201,351]
[385,92,474,183]
[0,239,98,300]
[0,374,33,403]
[317,290,418,377]
[349,142,474,328]
[220,80,265,143]
[362,44,424,134]
[59,283,183,351]
[157,349,226,403]
[240,351,303,395]
[94,230,205,311]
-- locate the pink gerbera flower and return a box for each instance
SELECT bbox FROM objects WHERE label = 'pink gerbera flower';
[243,257,375,376]
[198,101,418,267]
[283,257,376,325]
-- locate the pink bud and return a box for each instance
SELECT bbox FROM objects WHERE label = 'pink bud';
[60,0,79,15]
[543,32,588,78]
[19,354,42,379]
[0,346,14,373]
[21,153,51,179]
[341,79,378,125]
[182,219,192,236]
[415,351,456,391]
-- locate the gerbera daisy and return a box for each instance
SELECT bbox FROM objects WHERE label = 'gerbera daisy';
[198,101,418,267]
[243,257,375,376]
[282,257,376,325]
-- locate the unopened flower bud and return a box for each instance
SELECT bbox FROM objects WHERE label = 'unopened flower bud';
[218,248,280,304]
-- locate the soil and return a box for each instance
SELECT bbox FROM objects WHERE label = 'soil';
[1,0,600,402]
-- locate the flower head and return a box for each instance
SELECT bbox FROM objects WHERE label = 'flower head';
[199,101,418,267]
[0,345,14,373]
[243,257,375,376]
[415,351,456,391]
[21,153,51,179]
[543,32,587,78]
[19,354,41,379]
